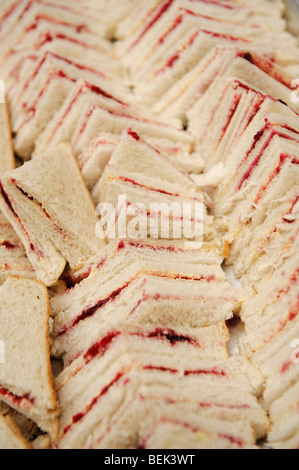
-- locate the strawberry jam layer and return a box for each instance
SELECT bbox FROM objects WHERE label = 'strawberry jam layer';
[237,127,299,191]
[0,240,21,250]
[0,183,44,258]
[58,266,216,336]
[144,328,199,346]
[61,371,124,437]
[139,418,244,449]
[266,294,299,345]
[0,387,35,411]
[143,365,227,377]
[13,182,65,242]
[58,282,131,336]
[61,327,202,390]
[47,81,127,144]
[129,0,175,51]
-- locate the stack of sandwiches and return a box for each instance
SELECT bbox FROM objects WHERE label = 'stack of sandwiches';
[0,0,298,450]
[0,101,35,284]
[0,277,58,446]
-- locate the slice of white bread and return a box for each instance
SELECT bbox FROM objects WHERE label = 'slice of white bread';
[0,400,40,444]
[0,100,36,284]
[0,143,104,286]
[11,52,129,159]
[0,211,36,285]
[138,415,257,450]
[0,413,32,449]
[133,27,251,107]
[154,47,293,123]
[0,0,107,56]
[0,101,14,174]
[78,131,201,190]
[60,237,224,290]
[96,381,268,449]
[99,128,199,198]
[34,79,132,156]
[91,129,210,243]
[0,277,58,441]
[55,333,265,449]
[188,68,298,164]
[94,166,215,244]
[51,239,236,362]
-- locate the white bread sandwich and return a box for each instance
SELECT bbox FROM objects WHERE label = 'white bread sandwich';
[0,277,58,441]
[93,138,215,244]
[97,377,269,449]
[137,414,257,450]
[97,128,199,197]
[267,381,299,449]
[212,100,299,273]
[116,0,286,57]
[0,143,104,286]
[50,238,237,363]
[0,101,36,284]
[70,100,192,158]
[133,26,251,108]
[0,413,32,449]
[188,64,298,165]
[78,131,203,190]
[0,0,107,57]
[54,331,265,449]
[153,46,291,124]
[10,52,129,159]
[33,79,134,156]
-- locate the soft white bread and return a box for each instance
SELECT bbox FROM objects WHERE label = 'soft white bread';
[93,129,213,245]
[55,329,265,449]
[0,101,14,174]
[0,413,32,449]
[0,277,58,441]
[0,0,108,57]
[34,79,132,156]
[138,415,257,450]
[95,166,215,244]
[99,128,199,197]
[188,70,298,165]
[0,400,40,444]
[0,211,36,285]
[70,97,193,158]
[155,47,294,123]
[51,239,237,363]
[97,381,268,449]
[0,102,35,284]
[12,52,129,159]
[133,27,251,108]
[78,131,201,190]
[0,143,104,286]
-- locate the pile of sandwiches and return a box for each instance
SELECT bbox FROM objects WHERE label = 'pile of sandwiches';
[0,0,298,450]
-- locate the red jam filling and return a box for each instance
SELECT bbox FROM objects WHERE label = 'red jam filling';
[62,371,124,437]
[129,0,175,51]
[0,387,35,411]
